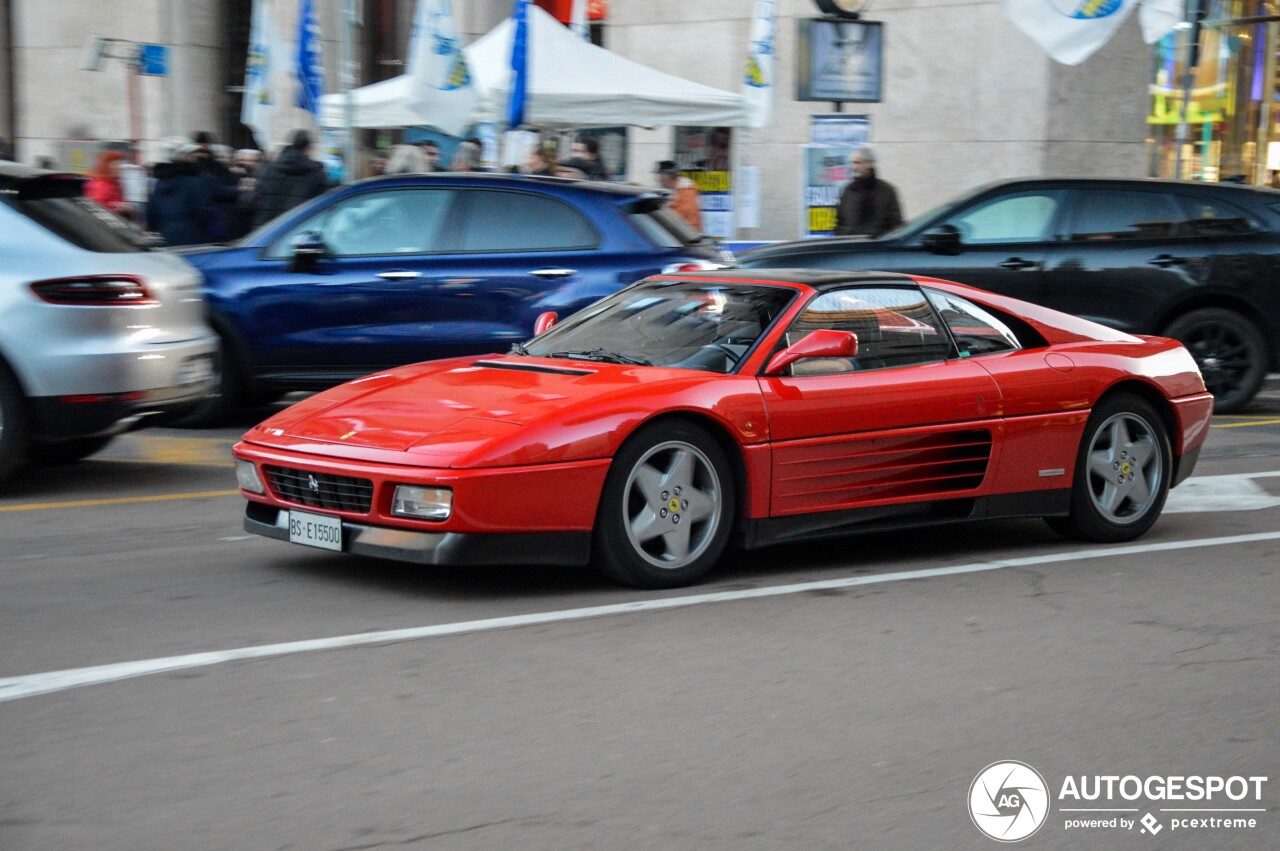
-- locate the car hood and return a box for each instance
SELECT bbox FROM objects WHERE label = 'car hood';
[246,355,718,467]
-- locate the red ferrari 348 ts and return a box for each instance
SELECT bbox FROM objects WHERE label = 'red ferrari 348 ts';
[233,270,1214,588]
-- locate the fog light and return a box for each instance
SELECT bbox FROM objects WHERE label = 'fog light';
[392,485,452,521]
[235,459,264,494]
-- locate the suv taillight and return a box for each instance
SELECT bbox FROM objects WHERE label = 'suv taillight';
[30,275,156,306]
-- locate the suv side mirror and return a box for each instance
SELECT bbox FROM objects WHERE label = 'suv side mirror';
[921,224,962,256]
[765,330,859,375]
[290,231,328,273]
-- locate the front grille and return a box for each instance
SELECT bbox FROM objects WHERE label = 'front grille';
[264,465,373,513]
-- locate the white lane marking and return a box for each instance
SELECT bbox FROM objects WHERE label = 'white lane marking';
[3,530,1279,704]
[1166,472,1280,513]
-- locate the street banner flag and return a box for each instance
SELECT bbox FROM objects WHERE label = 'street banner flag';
[743,0,777,128]
[295,0,325,117]
[242,0,283,149]
[506,0,531,130]
[1001,0,1182,65]
[406,0,479,137]
[570,0,590,40]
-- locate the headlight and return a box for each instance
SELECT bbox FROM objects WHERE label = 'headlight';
[391,485,452,521]
[235,459,264,494]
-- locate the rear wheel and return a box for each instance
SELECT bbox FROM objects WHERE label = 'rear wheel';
[593,422,734,589]
[30,436,114,465]
[1046,393,1171,542]
[0,367,30,485]
[1164,308,1268,414]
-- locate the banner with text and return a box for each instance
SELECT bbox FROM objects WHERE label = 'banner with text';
[802,144,855,238]
[675,126,734,239]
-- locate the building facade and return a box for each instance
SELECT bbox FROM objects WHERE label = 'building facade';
[2,0,1158,239]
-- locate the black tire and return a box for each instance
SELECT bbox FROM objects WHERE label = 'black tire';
[593,421,735,589]
[1046,393,1171,543]
[30,435,114,465]
[169,334,247,428]
[0,366,31,485]
[1164,308,1269,414]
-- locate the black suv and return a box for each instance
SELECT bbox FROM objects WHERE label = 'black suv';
[742,178,1280,412]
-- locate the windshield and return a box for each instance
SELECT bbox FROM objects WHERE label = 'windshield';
[879,198,962,242]
[522,280,796,373]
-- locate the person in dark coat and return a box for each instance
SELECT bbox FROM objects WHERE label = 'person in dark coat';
[834,145,904,238]
[251,130,329,227]
[146,143,216,246]
[563,137,610,181]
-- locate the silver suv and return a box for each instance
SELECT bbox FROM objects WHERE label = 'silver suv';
[0,163,217,485]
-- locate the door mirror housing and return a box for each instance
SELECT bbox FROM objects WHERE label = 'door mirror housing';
[533,311,559,335]
[765,330,860,375]
[290,231,328,273]
[921,224,962,256]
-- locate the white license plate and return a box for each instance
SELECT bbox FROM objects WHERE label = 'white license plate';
[177,355,214,387]
[288,510,343,552]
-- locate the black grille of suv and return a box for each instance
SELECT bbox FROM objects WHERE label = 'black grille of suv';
[264,466,373,513]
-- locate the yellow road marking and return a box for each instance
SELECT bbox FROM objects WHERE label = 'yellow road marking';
[104,436,237,468]
[0,490,240,513]
[1211,417,1280,429]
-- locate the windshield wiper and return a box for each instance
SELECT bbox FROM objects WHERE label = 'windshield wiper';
[508,342,530,355]
[548,348,652,366]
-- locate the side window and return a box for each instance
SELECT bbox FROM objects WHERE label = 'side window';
[783,286,950,376]
[1069,190,1180,241]
[943,193,1060,244]
[266,189,456,258]
[1175,195,1255,236]
[925,289,1022,357]
[460,191,599,252]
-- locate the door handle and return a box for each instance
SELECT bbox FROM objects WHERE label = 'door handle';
[376,270,421,280]
[530,268,576,279]
[1149,254,1187,268]
[998,257,1039,271]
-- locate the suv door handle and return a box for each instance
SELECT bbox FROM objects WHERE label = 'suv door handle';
[1149,254,1187,268]
[530,268,576,279]
[998,257,1040,271]
[376,270,421,280]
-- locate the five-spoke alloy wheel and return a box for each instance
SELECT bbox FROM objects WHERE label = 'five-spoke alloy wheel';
[595,421,734,588]
[1047,393,1171,542]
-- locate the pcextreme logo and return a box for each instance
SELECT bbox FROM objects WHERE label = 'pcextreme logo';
[969,762,1269,842]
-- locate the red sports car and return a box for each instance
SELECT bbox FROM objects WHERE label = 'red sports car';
[232,270,1214,588]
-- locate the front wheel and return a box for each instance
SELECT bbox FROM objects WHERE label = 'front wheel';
[1164,308,1268,414]
[1046,393,1171,543]
[593,422,735,589]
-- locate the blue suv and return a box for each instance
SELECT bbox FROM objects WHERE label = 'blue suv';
[180,173,730,423]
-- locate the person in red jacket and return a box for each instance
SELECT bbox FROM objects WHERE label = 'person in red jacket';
[84,151,128,215]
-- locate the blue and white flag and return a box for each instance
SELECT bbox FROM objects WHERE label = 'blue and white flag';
[295,0,325,117]
[406,0,479,137]
[1001,0,1181,65]
[242,0,283,149]
[505,0,531,130]
[743,0,777,128]
[569,0,590,41]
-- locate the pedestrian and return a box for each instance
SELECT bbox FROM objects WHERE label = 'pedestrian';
[655,160,702,231]
[448,139,483,172]
[228,148,262,238]
[419,140,445,172]
[251,129,329,227]
[84,150,129,215]
[525,145,557,176]
[384,143,428,175]
[146,142,215,246]
[834,145,903,238]
[564,137,609,181]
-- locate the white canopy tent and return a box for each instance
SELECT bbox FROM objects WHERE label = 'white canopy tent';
[319,5,750,131]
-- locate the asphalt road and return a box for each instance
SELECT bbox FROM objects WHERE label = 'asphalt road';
[2,385,1278,850]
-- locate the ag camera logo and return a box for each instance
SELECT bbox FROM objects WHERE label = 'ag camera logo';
[969,761,1051,842]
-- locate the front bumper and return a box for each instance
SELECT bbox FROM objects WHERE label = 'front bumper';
[244,501,591,566]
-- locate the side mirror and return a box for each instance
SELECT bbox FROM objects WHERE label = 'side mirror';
[921,224,962,256]
[765,330,859,375]
[533,311,558,335]
[290,231,328,273]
